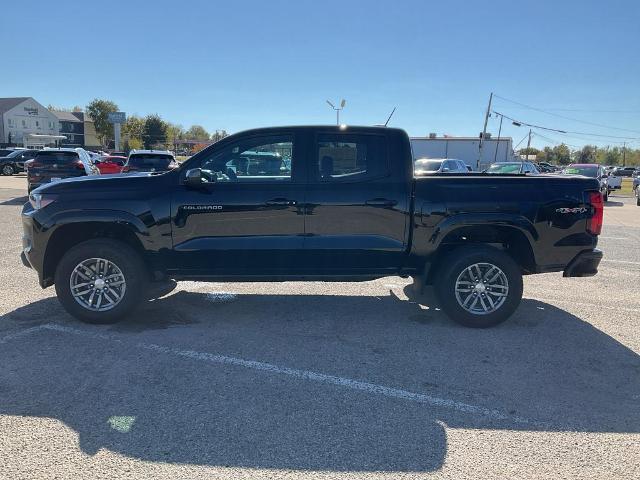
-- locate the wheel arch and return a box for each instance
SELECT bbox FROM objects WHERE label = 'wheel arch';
[425,223,537,284]
[42,220,150,287]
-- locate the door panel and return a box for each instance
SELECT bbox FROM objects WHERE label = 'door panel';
[303,133,409,272]
[169,133,306,274]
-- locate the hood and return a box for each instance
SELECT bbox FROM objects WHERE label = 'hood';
[35,171,164,194]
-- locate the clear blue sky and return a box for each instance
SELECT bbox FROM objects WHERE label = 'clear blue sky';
[2,0,639,149]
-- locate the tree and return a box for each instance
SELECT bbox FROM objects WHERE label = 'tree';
[554,144,572,165]
[211,129,229,142]
[121,115,145,141]
[519,147,540,156]
[86,99,119,146]
[142,114,168,148]
[185,125,209,140]
[166,123,184,142]
[574,145,597,164]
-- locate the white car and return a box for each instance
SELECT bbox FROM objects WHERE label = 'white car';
[414,158,470,175]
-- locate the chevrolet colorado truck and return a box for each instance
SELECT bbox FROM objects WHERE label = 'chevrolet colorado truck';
[21,126,603,328]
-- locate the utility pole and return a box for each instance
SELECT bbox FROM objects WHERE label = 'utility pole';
[493,113,503,163]
[477,92,493,170]
[623,142,626,166]
[522,129,532,162]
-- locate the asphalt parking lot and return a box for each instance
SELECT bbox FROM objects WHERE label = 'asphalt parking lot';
[0,174,638,479]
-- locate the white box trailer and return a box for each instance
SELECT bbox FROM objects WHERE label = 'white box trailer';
[410,136,518,171]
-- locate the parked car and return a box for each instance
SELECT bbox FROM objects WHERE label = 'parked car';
[560,164,609,201]
[227,150,289,178]
[537,162,558,172]
[612,166,637,177]
[123,150,178,173]
[95,155,127,174]
[414,158,469,175]
[0,149,39,175]
[25,148,99,193]
[485,162,539,174]
[606,170,622,192]
[534,162,555,173]
[21,125,603,328]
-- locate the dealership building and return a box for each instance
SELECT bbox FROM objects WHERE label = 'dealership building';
[0,97,101,149]
[0,97,65,148]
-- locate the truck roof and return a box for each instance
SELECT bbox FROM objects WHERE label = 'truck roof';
[231,125,406,136]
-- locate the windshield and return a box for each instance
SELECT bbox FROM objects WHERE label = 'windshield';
[34,151,80,164]
[6,150,23,158]
[486,163,521,174]
[563,166,598,177]
[414,159,443,172]
[128,154,173,168]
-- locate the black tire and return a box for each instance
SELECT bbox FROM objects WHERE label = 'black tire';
[54,239,148,324]
[1,164,15,176]
[435,245,523,328]
[603,191,608,202]
[636,195,640,206]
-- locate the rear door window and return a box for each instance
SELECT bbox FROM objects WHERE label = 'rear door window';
[129,154,173,168]
[34,151,80,164]
[314,134,388,182]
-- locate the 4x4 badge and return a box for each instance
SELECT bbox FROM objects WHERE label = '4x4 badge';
[556,207,588,214]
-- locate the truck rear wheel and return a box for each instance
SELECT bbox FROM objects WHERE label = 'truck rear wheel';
[435,246,523,328]
[54,239,148,324]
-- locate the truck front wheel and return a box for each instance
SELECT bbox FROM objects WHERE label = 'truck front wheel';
[435,246,523,328]
[54,239,148,324]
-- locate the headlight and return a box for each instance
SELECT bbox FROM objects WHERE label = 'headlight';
[29,193,57,210]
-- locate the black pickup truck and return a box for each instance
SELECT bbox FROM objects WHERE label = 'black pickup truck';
[21,126,603,327]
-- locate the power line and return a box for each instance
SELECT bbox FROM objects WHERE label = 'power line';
[493,94,640,134]
[492,110,640,140]
[530,132,580,149]
[513,132,530,149]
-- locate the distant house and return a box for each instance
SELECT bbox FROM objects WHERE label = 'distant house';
[52,111,85,147]
[0,97,63,148]
[50,111,101,150]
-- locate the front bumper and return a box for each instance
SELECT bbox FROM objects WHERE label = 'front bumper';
[21,250,32,268]
[563,249,603,277]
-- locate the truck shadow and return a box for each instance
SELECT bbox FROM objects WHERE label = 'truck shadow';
[1,288,638,473]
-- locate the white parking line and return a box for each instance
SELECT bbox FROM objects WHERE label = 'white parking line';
[527,297,639,314]
[598,236,629,240]
[601,259,640,266]
[2,322,537,427]
[0,325,48,344]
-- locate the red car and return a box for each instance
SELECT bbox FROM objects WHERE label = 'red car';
[95,155,127,174]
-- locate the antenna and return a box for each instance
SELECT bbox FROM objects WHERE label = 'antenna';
[384,107,397,127]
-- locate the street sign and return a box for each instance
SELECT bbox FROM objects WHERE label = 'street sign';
[108,112,126,150]
[108,112,126,124]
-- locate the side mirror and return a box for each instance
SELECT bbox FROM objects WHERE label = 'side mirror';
[441,167,450,172]
[184,168,203,187]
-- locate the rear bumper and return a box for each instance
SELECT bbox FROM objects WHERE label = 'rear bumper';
[563,249,603,277]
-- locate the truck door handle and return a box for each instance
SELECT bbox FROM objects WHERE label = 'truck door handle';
[265,198,297,206]
[365,198,397,207]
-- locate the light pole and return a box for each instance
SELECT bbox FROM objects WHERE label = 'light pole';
[326,99,346,125]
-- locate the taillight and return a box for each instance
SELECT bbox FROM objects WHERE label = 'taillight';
[121,166,130,173]
[24,159,42,170]
[73,160,85,170]
[587,191,603,235]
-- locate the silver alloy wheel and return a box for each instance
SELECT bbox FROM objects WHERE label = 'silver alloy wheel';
[2,164,13,175]
[69,257,126,312]
[454,262,509,315]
